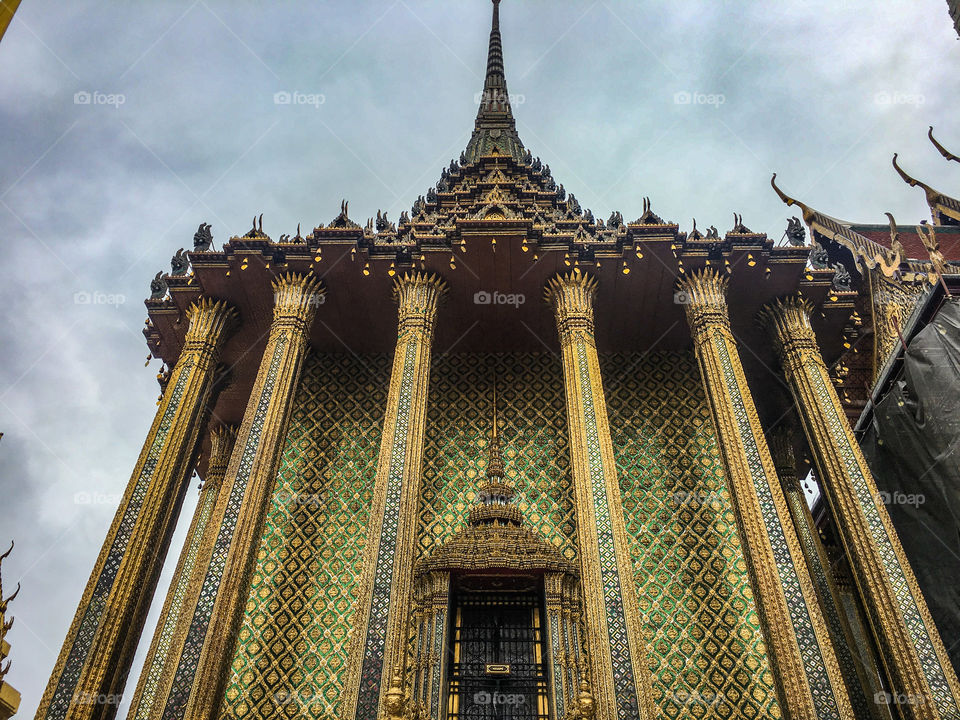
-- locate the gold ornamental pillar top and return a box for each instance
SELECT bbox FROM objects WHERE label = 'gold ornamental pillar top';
[677,268,730,332]
[544,268,599,340]
[271,272,326,330]
[757,295,820,364]
[202,424,237,492]
[768,425,804,492]
[393,271,448,335]
[183,297,238,350]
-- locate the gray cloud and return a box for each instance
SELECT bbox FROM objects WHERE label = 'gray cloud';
[1,0,958,714]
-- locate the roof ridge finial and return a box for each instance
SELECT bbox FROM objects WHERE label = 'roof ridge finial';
[929,126,959,163]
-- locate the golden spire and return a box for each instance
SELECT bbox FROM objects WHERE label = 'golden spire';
[487,371,504,478]
[464,0,525,162]
[468,366,520,527]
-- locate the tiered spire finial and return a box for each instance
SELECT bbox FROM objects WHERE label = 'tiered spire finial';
[463,0,525,163]
[467,372,522,527]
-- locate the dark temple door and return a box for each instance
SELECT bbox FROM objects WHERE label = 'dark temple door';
[446,587,549,720]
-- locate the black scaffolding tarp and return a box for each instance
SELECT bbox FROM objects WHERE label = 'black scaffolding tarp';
[860,298,960,675]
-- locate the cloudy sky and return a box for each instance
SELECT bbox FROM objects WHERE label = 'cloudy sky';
[1,0,958,714]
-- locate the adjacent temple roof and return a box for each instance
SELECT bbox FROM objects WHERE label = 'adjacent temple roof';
[770,123,960,284]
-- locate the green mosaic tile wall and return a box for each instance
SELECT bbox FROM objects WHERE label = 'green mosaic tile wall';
[218,349,779,720]
[602,351,781,719]
[417,352,577,562]
[221,352,391,719]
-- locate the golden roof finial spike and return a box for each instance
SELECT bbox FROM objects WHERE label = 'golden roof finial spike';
[893,153,947,225]
[892,153,920,188]
[929,126,959,163]
[770,173,814,224]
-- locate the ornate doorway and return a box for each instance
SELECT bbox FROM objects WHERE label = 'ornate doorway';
[446,581,550,720]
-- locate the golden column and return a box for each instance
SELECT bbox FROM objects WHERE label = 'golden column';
[36,297,235,720]
[677,270,852,720]
[760,297,960,720]
[341,271,446,720]
[180,273,324,720]
[768,426,885,720]
[124,424,237,720]
[544,269,656,720]
[0,0,22,43]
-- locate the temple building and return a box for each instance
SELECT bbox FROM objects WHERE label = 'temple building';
[1,541,21,720]
[34,2,960,720]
